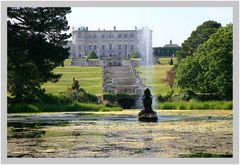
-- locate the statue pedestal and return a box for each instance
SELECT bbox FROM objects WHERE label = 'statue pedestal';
[138,110,158,122]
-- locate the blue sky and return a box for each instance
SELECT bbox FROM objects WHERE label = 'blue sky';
[66,7,232,47]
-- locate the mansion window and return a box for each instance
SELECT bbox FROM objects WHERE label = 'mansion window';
[109,44,112,50]
[102,34,105,38]
[125,44,127,50]
[94,45,97,50]
[89,45,91,50]
[79,45,81,50]
[124,33,128,38]
[119,45,121,50]
[131,45,134,50]
[93,34,96,38]
[118,34,122,38]
[102,45,105,50]
[130,33,134,38]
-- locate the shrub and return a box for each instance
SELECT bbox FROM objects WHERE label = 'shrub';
[156,95,165,102]
[163,90,174,101]
[131,52,141,58]
[158,101,232,110]
[65,88,98,103]
[8,104,39,113]
[37,93,71,104]
[172,90,196,101]
[103,93,137,103]
[8,103,122,113]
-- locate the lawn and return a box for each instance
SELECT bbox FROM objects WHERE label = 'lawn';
[158,57,177,65]
[137,64,176,96]
[42,59,103,96]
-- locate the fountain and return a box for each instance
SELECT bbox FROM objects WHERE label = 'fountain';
[138,88,158,122]
[138,27,158,118]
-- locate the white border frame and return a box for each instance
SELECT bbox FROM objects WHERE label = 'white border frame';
[1,1,239,164]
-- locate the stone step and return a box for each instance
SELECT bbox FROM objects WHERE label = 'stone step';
[104,72,134,76]
[102,61,144,94]
[111,85,140,88]
[105,73,134,78]
[112,79,136,85]
[104,66,131,72]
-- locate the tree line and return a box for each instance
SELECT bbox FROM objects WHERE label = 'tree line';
[174,20,232,100]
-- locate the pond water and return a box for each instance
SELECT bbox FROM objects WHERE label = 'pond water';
[7,110,233,158]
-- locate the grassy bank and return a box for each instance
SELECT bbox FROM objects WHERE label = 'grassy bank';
[159,101,232,110]
[8,103,122,113]
[42,59,103,96]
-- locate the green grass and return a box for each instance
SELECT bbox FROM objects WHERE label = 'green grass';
[158,57,177,65]
[8,103,122,113]
[137,65,179,95]
[42,59,103,96]
[159,101,232,110]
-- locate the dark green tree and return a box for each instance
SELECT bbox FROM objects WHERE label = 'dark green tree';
[176,20,221,61]
[168,58,173,65]
[131,52,141,58]
[7,7,71,102]
[86,52,98,59]
[176,24,233,100]
[71,77,80,91]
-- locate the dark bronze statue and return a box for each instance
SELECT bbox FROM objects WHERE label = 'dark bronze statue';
[138,88,158,122]
[142,88,153,112]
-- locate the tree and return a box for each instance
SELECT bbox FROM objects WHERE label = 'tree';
[168,58,173,65]
[162,67,176,89]
[86,52,98,59]
[175,56,202,92]
[176,24,233,100]
[176,20,221,61]
[7,7,71,102]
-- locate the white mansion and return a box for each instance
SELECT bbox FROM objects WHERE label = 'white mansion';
[66,26,152,58]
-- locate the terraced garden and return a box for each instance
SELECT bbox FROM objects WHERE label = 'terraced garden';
[42,58,176,97]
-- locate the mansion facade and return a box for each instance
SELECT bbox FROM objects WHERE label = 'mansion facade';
[66,26,152,58]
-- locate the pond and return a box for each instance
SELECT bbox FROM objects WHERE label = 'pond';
[7,110,233,158]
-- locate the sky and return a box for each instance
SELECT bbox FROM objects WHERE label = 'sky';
[66,7,233,47]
